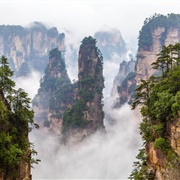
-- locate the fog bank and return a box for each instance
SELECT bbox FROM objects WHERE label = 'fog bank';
[31,103,141,179]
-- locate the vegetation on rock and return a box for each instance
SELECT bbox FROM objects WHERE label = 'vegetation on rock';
[130,43,180,179]
[33,48,74,127]
[62,36,104,134]
[0,56,38,178]
[138,13,180,50]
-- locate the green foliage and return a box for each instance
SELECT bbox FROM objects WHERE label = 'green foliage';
[79,88,94,101]
[0,132,23,167]
[0,56,15,95]
[62,36,104,134]
[39,49,70,92]
[131,43,180,178]
[116,72,136,106]
[154,138,170,153]
[129,148,154,180]
[35,48,73,114]
[150,90,174,121]
[79,76,95,101]
[81,36,97,45]
[139,13,180,49]
[49,48,65,70]
[62,99,91,133]
[117,72,136,93]
[172,91,180,116]
[139,117,154,142]
[0,56,38,176]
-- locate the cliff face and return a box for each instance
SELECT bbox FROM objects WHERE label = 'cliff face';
[113,59,136,89]
[135,14,180,84]
[136,27,165,82]
[62,36,105,144]
[117,14,180,108]
[78,36,104,128]
[143,119,180,179]
[33,36,105,142]
[111,59,136,107]
[130,15,180,179]
[146,117,180,179]
[33,48,75,134]
[0,23,65,75]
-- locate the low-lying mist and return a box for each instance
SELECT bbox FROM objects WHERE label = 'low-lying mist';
[30,102,141,179]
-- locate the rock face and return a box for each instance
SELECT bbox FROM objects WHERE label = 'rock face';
[111,59,136,107]
[117,14,180,107]
[145,118,180,180]
[146,117,180,179]
[131,14,180,180]
[113,59,136,87]
[0,22,65,75]
[33,48,75,134]
[169,118,180,156]
[135,14,180,84]
[33,37,105,141]
[136,27,165,82]
[62,36,105,144]
[78,36,104,128]
[94,26,126,60]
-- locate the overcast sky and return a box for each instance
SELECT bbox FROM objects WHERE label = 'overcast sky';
[1,0,180,44]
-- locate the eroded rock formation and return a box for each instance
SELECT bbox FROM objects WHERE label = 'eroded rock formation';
[130,14,180,180]
[0,22,65,75]
[33,48,75,134]
[33,37,105,143]
[62,36,105,144]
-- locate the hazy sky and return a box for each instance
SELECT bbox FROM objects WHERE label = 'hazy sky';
[1,0,180,43]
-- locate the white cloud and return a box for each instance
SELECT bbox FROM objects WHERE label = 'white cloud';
[31,103,142,179]
[14,71,41,100]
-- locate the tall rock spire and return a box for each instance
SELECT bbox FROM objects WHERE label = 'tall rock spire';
[62,36,105,144]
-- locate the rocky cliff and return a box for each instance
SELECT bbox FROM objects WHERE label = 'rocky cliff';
[130,14,180,180]
[136,14,180,83]
[0,22,65,75]
[33,48,75,134]
[33,37,105,143]
[111,58,136,107]
[116,14,180,107]
[62,36,105,144]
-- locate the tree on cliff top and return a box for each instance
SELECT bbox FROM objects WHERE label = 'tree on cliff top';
[138,13,180,50]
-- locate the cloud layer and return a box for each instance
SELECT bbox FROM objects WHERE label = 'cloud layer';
[31,103,141,179]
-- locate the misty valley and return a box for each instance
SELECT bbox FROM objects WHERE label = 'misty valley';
[1,13,180,180]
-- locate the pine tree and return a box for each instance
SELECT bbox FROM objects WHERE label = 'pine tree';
[0,56,38,179]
